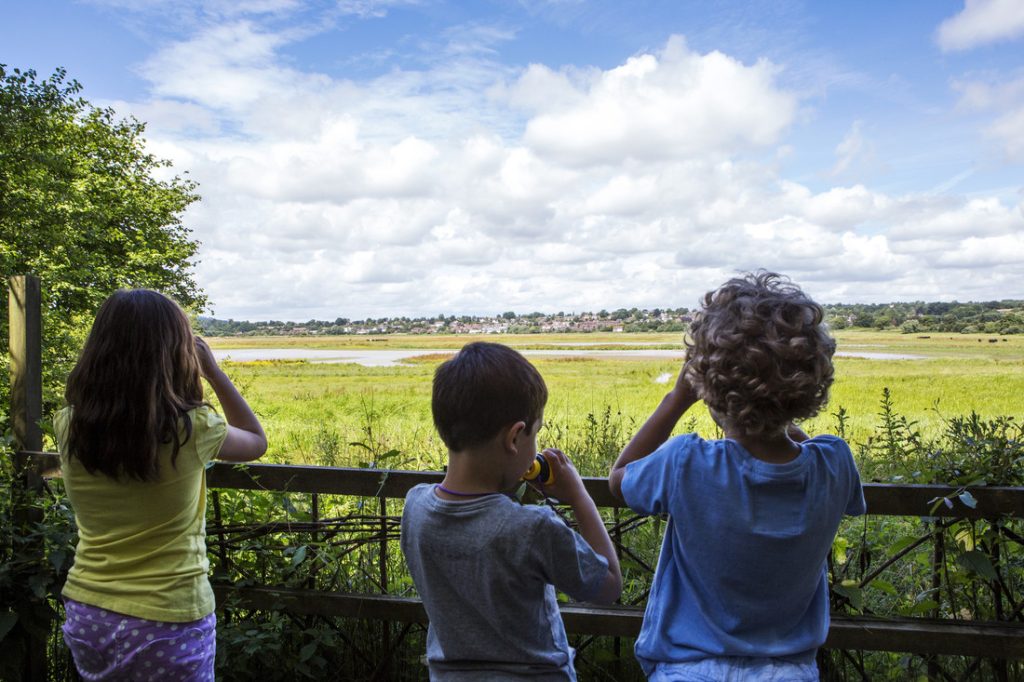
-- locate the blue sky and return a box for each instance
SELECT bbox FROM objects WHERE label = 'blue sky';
[4,0,1024,320]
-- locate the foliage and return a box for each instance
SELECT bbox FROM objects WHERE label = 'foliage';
[198,307,695,336]
[197,300,1024,338]
[0,437,77,681]
[826,300,1024,335]
[820,392,1024,681]
[0,65,203,413]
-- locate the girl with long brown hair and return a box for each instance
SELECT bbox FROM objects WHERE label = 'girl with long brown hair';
[54,289,267,680]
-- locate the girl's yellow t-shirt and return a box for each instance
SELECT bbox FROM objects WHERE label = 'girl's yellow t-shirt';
[54,405,228,623]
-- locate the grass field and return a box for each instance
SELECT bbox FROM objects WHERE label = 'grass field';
[205,330,1024,470]
[195,331,1024,680]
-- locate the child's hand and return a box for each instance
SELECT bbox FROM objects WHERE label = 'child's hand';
[194,337,221,379]
[670,364,700,407]
[535,448,588,504]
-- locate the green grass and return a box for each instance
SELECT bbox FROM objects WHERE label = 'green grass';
[210,331,1024,469]
[196,331,1024,680]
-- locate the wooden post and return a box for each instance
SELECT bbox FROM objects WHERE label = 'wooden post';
[8,274,47,681]
[9,275,43,454]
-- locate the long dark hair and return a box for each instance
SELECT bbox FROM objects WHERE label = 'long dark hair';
[65,289,205,481]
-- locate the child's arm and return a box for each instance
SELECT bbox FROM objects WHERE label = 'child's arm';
[541,449,622,604]
[195,338,268,462]
[608,367,699,502]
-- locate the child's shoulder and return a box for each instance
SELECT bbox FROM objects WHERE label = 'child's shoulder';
[404,482,437,505]
[802,433,851,452]
[801,434,858,469]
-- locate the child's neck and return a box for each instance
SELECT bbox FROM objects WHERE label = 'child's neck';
[437,448,510,500]
[725,428,801,464]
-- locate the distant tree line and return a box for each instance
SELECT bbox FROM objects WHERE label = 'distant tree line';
[199,301,1024,337]
[826,300,1024,335]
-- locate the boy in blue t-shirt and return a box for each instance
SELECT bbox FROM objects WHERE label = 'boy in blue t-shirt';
[402,341,622,680]
[609,271,866,681]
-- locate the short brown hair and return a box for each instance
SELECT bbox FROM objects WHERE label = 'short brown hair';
[432,342,548,451]
[684,271,835,437]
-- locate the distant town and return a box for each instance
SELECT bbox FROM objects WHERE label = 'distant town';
[200,300,1024,337]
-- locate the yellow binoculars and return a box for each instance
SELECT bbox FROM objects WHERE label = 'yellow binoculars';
[522,454,554,485]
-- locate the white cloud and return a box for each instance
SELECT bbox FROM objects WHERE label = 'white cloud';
[517,36,798,165]
[109,21,1024,319]
[953,74,1024,110]
[802,185,890,230]
[988,107,1024,159]
[337,0,422,19]
[887,197,1023,239]
[936,234,1024,267]
[829,120,870,178]
[952,74,1024,160]
[140,21,306,111]
[936,0,1024,52]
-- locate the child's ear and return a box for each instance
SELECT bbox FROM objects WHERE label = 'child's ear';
[504,421,527,452]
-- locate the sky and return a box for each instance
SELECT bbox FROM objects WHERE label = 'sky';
[4,0,1024,320]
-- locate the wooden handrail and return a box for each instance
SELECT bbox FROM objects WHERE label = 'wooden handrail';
[213,586,1024,658]
[24,451,1024,518]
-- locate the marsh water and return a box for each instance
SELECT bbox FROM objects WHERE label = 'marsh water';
[211,348,927,367]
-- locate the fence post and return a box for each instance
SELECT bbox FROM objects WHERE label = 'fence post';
[8,274,48,680]
[10,275,43,453]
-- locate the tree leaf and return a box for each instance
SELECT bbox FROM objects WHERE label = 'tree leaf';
[957,550,997,581]
[833,581,863,610]
[869,579,898,596]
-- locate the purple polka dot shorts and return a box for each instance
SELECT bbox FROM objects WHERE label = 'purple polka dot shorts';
[62,598,215,681]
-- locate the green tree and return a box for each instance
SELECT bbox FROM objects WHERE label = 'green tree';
[0,65,204,416]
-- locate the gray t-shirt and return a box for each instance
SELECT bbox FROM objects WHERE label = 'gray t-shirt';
[400,484,609,681]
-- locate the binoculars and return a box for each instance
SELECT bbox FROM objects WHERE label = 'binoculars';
[522,454,554,485]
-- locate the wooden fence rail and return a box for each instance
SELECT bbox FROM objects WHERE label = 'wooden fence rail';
[22,452,1024,518]
[21,450,1024,661]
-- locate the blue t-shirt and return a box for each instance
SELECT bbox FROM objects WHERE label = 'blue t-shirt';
[621,434,866,674]
[401,484,609,681]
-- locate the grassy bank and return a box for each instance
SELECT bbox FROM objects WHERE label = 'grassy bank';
[207,331,1024,469]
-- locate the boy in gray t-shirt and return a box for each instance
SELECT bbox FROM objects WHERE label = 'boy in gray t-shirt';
[401,342,622,680]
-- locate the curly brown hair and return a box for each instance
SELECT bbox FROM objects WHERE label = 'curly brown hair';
[684,271,836,437]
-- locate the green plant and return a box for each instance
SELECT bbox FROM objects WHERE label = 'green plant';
[0,437,77,681]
